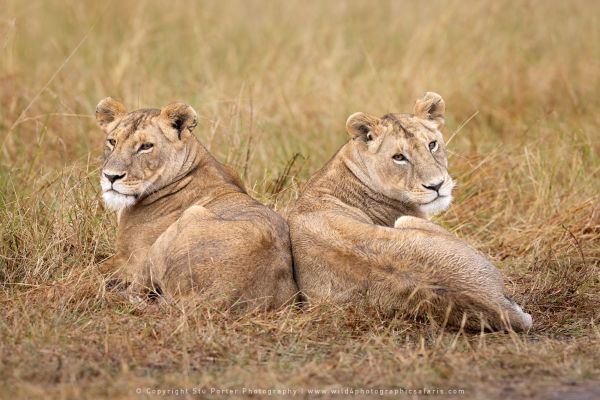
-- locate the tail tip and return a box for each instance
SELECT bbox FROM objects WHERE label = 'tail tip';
[513,302,533,331]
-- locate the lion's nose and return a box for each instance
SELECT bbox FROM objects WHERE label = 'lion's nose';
[423,180,443,193]
[104,172,126,183]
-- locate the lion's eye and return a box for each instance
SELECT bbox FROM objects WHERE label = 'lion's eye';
[429,140,438,152]
[138,143,154,152]
[107,139,116,148]
[392,154,407,164]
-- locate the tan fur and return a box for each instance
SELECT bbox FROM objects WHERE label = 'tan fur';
[288,92,532,331]
[96,98,298,309]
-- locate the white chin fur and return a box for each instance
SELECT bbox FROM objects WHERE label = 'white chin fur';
[102,191,137,211]
[419,195,453,218]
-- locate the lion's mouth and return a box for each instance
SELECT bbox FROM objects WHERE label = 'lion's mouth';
[104,188,138,198]
[422,195,447,205]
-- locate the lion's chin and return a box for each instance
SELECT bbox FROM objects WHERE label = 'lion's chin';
[102,190,137,211]
[419,195,452,218]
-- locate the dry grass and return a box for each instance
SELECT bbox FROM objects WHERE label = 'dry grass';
[1,0,599,398]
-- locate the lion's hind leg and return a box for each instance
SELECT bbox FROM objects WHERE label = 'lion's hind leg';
[126,205,218,303]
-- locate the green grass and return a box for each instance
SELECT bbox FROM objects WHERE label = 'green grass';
[0,0,599,398]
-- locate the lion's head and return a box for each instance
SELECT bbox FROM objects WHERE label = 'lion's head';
[95,98,199,211]
[345,92,455,217]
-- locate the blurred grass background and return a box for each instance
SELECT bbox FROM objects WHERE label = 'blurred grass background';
[0,0,599,398]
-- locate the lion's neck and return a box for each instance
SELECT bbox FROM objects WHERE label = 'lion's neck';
[304,143,419,226]
[125,139,244,219]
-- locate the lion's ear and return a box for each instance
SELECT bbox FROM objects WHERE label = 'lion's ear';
[159,102,198,141]
[96,97,126,133]
[346,112,380,141]
[414,92,445,128]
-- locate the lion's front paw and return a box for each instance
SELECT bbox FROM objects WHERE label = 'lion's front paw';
[394,216,422,229]
[394,215,453,237]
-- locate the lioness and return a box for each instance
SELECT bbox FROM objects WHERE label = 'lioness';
[96,98,297,308]
[288,92,532,331]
